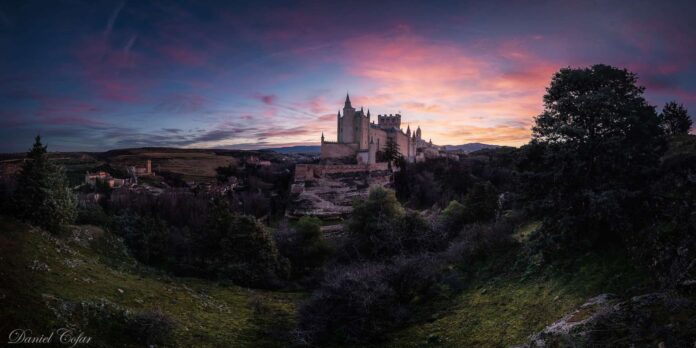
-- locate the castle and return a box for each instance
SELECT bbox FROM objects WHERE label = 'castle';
[320,94,433,164]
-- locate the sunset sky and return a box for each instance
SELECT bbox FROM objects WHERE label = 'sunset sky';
[1,0,695,152]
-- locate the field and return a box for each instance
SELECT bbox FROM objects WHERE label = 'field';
[106,151,238,182]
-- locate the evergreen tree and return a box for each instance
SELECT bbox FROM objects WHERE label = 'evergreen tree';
[659,101,692,136]
[382,137,401,170]
[203,198,286,286]
[463,182,498,222]
[12,136,76,232]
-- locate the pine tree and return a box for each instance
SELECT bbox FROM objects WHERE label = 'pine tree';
[382,137,401,170]
[12,136,76,232]
[660,101,692,136]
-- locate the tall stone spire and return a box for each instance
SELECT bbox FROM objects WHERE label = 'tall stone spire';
[321,132,324,142]
[344,93,352,108]
[406,124,411,136]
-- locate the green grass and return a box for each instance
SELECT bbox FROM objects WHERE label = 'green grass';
[0,216,655,347]
[384,225,651,348]
[0,216,300,347]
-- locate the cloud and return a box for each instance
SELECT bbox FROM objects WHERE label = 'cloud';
[255,94,277,105]
[104,1,125,38]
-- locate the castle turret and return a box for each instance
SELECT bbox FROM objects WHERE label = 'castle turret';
[344,93,352,108]
[416,126,422,140]
[321,132,324,143]
[406,124,411,136]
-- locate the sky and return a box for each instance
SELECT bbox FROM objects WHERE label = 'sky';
[1,0,695,152]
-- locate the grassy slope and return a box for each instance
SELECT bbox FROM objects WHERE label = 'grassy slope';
[0,216,299,347]
[386,222,650,347]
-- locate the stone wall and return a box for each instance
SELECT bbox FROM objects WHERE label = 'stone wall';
[370,126,389,152]
[294,162,389,181]
[320,142,358,159]
[393,131,412,159]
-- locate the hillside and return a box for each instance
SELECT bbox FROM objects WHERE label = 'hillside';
[0,217,299,347]
[440,143,501,153]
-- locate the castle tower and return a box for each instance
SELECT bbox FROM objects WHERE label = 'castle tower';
[339,93,356,143]
[416,126,422,140]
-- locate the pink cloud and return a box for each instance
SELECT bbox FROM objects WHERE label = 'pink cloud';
[332,31,558,146]
[75,36,150,102]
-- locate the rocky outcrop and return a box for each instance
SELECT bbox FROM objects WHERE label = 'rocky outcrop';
[516,292,696,347]
[289,169,391,220]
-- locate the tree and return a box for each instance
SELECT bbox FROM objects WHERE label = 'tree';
[382,137,401,170]
[522,65,666,253]
[203,198,287,286]
[346,186,404,258]
[276,216,333,278]
[12,136,76,232]
[659,101,692,136]
[463,181,498,222]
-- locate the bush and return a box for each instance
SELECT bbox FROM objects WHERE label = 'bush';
[276,217,333,279]
[203,198,288,287]
[76,204,112,227]
[297,255,442,344]
[128,309,175,346]
[442,220,515,264]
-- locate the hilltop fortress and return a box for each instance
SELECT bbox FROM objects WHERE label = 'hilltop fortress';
[290,95,439,220]
[320,94,434,164]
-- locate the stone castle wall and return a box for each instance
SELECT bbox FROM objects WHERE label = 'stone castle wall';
[370,126,389,152]
[393,131,412,158]
[294,162,389,181]
[321,142,358,159]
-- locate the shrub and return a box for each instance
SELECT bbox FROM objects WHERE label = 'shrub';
[443,220,515,264]
[298,255,442,345]
[76,204,112,227]
[276,217,333,279]
[128,309,175,346]
[203,198,288,287]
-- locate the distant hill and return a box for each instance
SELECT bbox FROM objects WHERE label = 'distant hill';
[264,145,321,154]
[440,143,500,153]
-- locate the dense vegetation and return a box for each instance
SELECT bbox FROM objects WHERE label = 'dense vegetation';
[1,64,695,346]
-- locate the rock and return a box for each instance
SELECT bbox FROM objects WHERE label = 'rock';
[518,292,696,347]
[29,259,50,272]
[117,288,124,294]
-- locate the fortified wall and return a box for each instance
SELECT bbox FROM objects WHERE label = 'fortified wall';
[294,162,388,182]
[319,142,358,159]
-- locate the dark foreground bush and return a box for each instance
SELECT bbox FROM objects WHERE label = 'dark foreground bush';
[442,220,516,264]
[297,255,442,345]
[275,217,333,279]
[128,309,175,346]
